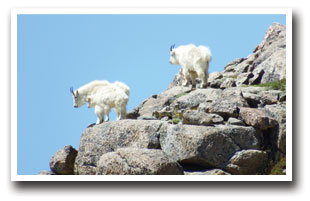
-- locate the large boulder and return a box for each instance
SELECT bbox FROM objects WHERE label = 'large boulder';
[159,124,262,169]
[239,107,278,130]
[49,145,78,175]
[96,148,184,175]
[225,150,268,175]
[263,104,286,154]
[74,120,165,175]
[171,88,222,110]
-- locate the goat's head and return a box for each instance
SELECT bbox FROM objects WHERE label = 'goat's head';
[169,44,178,64]
[70,87,82,108]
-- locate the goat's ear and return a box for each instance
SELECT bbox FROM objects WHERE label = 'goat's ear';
[76,90,79,95]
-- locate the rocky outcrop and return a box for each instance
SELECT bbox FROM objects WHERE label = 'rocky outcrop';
[203,22,286,89]
[42,23,286,176]
[74,120,163,175]
[49,145,77,175]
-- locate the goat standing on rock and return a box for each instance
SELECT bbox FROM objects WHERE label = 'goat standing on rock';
[71,80,130,124]
[169,44,212,88]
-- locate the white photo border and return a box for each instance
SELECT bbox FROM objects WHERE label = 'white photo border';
[11,7,292,181]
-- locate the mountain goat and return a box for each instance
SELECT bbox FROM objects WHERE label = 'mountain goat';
[87,86,129,124]
[169,44,212,88]
[70,80,130,124]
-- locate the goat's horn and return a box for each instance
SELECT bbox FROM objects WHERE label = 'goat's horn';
[170,44,175,51]
[70,87,74,94]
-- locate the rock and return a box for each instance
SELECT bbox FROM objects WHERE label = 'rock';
[217,125,262,150]
[201,101,239,119]
[137,116,158,120]
[209,79,224,88]
[185,169,231,175]
[168,69,187,89]
[222,71,239,79]
[221,88,249,107]
[153,110,173,120]
[126,107,140,119]
[254,22,286,52]
[96,148,184,175]
[236,72,254,86]
[248,69,265,85]
[159,124,261,169]
[171,88,222,110]
[199,89,248,120]
[260,90,283,105]
[220,78,236,89]
[38,170,56,175]
[251,23,286,84]
[182,110,224,126]
[136,86,191,117]
[224,58,246,72]
[74,120,165,175]
[239,107,278,130]
[263,104,286,153]
[208,72,223,83]
[227,117,245,126]
[225,150,268,175]
[49,145,78,175]
[239,86,269,94]
[242,92,261,108]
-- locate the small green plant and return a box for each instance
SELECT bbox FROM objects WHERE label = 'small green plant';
[243,79,286,91]
[270,157,286,175]
[171,118,181,124]
[255,79,286,91]
[175,91,189,99]
[166,91,191,106]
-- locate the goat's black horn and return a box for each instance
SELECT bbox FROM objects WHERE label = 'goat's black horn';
[170,44,175,51]
[70,87,74,94]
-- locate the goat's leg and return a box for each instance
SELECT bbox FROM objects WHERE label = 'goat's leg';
[104,106,111,122]
[95,106,104,124]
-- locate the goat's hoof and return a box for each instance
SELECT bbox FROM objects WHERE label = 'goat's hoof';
[87,123,96,128]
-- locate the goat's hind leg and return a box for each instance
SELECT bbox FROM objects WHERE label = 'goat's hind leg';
[103,106,111,122]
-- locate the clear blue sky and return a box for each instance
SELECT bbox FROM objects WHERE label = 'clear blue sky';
[17,14,286,175]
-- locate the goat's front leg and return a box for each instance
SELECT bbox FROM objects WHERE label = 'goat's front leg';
[95,106,104,124]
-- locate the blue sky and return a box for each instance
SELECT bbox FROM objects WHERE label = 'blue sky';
[17,14,286,175]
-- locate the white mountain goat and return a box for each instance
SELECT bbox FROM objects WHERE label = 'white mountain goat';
[70,80,129,124]
[87,85,129,124]
[169,44,212,88]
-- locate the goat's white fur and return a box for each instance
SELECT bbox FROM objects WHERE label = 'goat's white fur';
[71,80,129,124]
[170,44,212,88]
[87,86,128,124]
